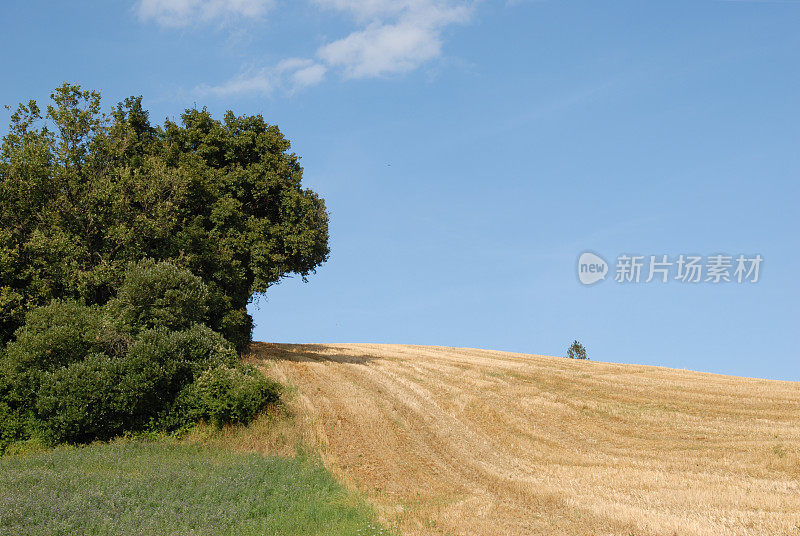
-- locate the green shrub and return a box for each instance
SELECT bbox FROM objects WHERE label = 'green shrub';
[36,353,132,443]
[0,401,25,453]
[169,365,280,429]
[35,325,240,443]
[0,260,280,446]
[108,260,211,333]
[0,301,126,416]
[5,300,123,371]
[126,323,237,386]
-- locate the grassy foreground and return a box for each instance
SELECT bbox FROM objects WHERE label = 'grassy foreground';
[0,439,391,536]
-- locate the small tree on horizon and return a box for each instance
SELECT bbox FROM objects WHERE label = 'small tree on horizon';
[567,340,588,360]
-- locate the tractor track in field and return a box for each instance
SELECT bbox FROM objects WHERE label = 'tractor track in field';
[250,342,800,536]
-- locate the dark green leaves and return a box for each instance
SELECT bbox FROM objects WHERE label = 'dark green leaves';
[0,83,329,350]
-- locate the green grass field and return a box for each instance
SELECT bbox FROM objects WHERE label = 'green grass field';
[0,439,391,536]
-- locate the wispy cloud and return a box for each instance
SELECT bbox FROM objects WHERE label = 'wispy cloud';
[289,61,328,88]
[318,2,470,79]
[195,58,328,97]
[137,0,476,96]
[136,0,274,28]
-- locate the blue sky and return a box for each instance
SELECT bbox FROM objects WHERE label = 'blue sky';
[2,0,799,380]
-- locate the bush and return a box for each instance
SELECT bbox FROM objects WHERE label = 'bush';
[567,340,588,360]
[0,301,126,416]
[194,364,280,427]
[0,401,25,453]
[108,260,211,333]
[123,324,238,419]
[0,259,281,446]
[169,365,281,429]
[36,353,132,443]
[5,300,123,371]
[35,324,240,443]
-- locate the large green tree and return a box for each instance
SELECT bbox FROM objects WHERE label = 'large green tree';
[0,84,329,351]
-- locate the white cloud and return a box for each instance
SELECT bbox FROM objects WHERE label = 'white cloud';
[292,63,328,88]
[276,58,328,90]
[316,1,471,78]
[137,0,274,27]
[195,58,328,96]
[311,0,408,21]
[165,0,475,95]
[318,21,441,78]
[196,69,274,96]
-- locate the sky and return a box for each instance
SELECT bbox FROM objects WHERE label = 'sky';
[1,0,798,380]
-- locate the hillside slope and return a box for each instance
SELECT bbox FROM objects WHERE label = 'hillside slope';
[250,343,800,536]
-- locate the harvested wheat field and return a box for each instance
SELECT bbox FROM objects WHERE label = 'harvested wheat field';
[248,343,800,536]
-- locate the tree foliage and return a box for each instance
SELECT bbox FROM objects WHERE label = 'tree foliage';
[107,259,211,333]
[567,340,588,360]
[0,262,280,446]
[0,84,329,351]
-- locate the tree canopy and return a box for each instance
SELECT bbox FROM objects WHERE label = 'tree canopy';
[0,83,329,351]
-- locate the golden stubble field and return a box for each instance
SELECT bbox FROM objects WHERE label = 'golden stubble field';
[246,343,800,536]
